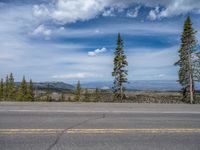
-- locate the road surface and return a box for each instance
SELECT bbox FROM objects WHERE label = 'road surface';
[0,102,200,150]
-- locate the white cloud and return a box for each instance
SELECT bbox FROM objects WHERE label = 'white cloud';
[127,46,179,80]
[32,0,120,23]
[2,0,199,82]
[52,72,103,79]
[154,74,166,79]
[148,6,160,20]
[53,21,180,39]
[159,0,200,18]
[32,24,52,37]
[51,0,109,23]
[102,7,115,17]
[33,5,49,17]
[129,47,178,68]
[127,6,141,18]
[32,0,200,23]
[148,0,200,20]
[88,47,107,56]
[94,29,101,34]
[101,86,110,90]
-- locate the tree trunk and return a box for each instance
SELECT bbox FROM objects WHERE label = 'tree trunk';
[188,49,194,104]
[189,72,194,104]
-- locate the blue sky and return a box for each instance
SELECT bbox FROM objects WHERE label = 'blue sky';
[0,0,200,83]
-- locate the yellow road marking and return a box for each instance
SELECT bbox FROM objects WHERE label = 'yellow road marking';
[1,128,200,134]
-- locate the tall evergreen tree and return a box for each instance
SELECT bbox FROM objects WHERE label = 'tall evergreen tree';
[175,16,197,103]
[4,75,9,100]
[194,52,200,82]
[8,73,15,100]
[27,79,34,101]
[74,81,81,102]
[17,76,28,101]
[112,33,128,102]
[46,83,52,102]
[0,78,3,100]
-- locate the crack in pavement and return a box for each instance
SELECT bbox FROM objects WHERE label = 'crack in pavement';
[45,113,106,150]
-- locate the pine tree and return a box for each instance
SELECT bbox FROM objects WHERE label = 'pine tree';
[17,76,28,101]
[46,83,52,102]
[0,78,3,100]
[27,79,34,101]
[74,81,81,102]
[94,88,100,102]
[194,52,200,82]
[175,16,197,103]
[84,89,90,102]
[8,73,15,100]
[4,75,9,100]
[112,33,128,102]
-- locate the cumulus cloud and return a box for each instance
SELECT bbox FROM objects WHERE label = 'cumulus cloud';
[32,24,52,37]
[88,47,107,57]
[148,6,160,20]
[148,0,200,20]
[102,7,115,17]
[32,0,200,23]
[32,0,121,23]
[52,72,103,79]
[50,0,109,23]
[127,6,141,18]
[33,4,49,17]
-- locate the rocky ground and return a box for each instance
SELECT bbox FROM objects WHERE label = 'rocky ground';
[39,91,200,104]
[124,91,184,103]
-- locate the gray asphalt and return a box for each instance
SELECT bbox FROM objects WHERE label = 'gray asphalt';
[0,102,200,150]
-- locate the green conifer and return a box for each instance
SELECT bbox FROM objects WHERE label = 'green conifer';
[194,52,200,82]
[74,81,81,102]
[112,33,128,102]
[27,79,34,101]
[175,16,197,103]
[46,83,52,102]
[17,76,28,101]
[4,75,9,100]
[0,78,4,100]
[8,73,15,100]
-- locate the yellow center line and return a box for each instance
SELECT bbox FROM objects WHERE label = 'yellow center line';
[1,128,200,134]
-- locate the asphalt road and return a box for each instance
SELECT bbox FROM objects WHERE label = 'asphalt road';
[0,102,200,150]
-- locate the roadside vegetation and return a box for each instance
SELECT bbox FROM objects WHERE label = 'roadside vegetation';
[0,16,200,103]
[0,74,34,101]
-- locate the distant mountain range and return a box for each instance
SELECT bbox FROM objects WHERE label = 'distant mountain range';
[15,80,200,92]
[81,80,200,91]
[34,82,75,91]
[16,82,74,92]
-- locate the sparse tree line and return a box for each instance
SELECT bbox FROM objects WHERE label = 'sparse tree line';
[0,74,105,102]
[0,73,34,101]
[73,81,104,102]
[37,81,105,102]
